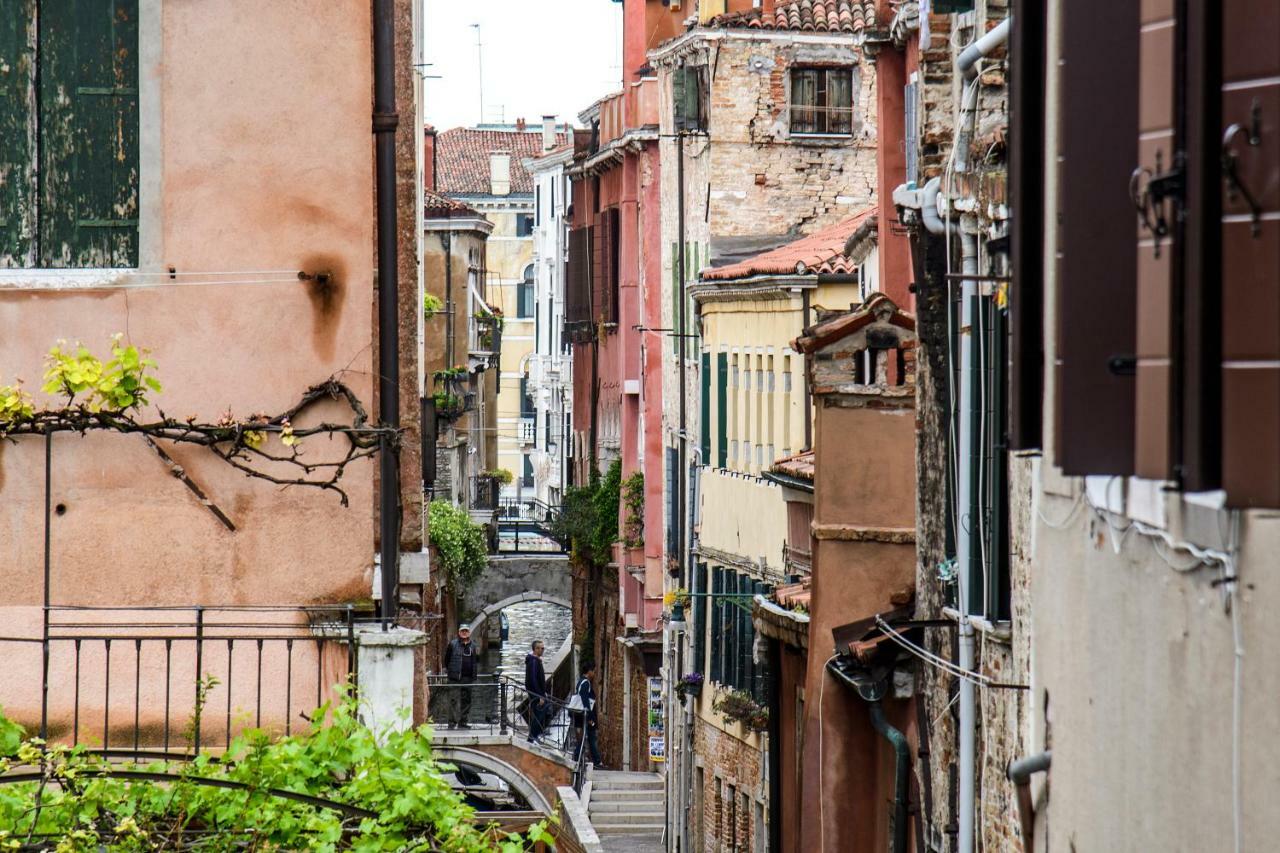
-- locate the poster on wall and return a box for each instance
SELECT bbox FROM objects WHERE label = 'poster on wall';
[647,676,665,763]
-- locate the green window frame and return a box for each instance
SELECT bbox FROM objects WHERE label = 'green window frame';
[2,0,140,269]
[716,352,728,468]
[700,352,712,465]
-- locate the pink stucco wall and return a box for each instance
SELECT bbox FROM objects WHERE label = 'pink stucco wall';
[0,1,379,734]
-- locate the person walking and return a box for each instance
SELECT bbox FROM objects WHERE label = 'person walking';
[525,640,548,745]
[443,624,479,728]
[571,662,603,767]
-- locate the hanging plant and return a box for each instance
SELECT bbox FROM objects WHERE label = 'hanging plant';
[675,672,704,701]
[713,688,769,732]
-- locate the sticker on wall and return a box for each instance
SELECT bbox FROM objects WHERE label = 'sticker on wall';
[648,676,665,763]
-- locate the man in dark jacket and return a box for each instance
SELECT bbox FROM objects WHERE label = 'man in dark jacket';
[443,624,479,728]
[572,662,602,766]
[525,640,548,744]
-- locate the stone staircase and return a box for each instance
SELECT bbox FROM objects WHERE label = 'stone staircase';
[586,770,665,844]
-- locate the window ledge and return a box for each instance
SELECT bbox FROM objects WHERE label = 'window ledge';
[787,133,856,144]
[941,606,1013,643]
[0,268,137,290]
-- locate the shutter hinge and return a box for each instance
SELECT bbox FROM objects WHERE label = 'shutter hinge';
[1129,149,1184,258]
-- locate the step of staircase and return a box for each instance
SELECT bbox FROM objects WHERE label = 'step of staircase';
[586,771,665,837]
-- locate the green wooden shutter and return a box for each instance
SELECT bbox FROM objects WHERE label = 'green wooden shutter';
[693,561,708,676]
[710,568,724,683]
[0,3,36,267]
[716,353,728,468]
[700,352,711,464]
[40,0,140,268]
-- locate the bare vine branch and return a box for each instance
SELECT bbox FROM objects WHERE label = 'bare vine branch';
[1,379,397,506]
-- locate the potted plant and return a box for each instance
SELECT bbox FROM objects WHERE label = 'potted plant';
[423,292,443,319]
[675,672,704,702]
[712,688,770,732]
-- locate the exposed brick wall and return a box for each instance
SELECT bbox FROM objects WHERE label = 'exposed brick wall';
[693,718,765,853]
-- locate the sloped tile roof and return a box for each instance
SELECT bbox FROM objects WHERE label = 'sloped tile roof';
[424,189,482,219]
[708,0,879,33]
[700,206,877,281]
[770,450,816,482]
[435,127,572,196]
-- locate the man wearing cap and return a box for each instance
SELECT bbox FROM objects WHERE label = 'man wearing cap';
[444,624,479,728]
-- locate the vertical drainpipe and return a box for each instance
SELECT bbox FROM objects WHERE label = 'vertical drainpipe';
[373,0,401,625]
[672,127,688,853]
[802,290,813,450]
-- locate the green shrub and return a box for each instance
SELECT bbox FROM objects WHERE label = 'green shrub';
[429,500,489,591]
[552,460,622,567]
[0,693,551,851]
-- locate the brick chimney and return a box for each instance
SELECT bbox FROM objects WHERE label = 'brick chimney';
[541,115,557,152]
[489,151,511,196]
[515,116,526,132]
[424,125,437,190]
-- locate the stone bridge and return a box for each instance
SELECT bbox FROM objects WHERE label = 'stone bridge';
[459,554,572,625]
[431,732,576,816]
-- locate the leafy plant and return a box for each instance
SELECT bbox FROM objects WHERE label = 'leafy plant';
[482,468,514,486]
[433,366,467,386]
[712,688,769,732]
[423,292,444,318]
[0,380,35,431]
[675,672,703,702]
[428,500,489,591]
[432,391,464,418]
[663,588,691,609]
[551,460,622,567]
[0,693,552,851]
[42,334,162,412]
[622,471,644,549]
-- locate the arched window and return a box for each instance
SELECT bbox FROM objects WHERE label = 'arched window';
[517,264,535,318]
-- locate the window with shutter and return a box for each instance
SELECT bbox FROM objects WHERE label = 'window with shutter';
[1054,0,1139,474]
[717,352,728,468]
[711,567,724,684]
[789,67,854,136]
[673,65,707,133]
[694,561,708,676]
[1,0,139,269]
[1219,0,1280,506]
[701,352,712,464]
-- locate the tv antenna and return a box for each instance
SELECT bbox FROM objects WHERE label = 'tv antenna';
[471,23,485,125]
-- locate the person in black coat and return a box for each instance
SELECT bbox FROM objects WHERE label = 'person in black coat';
[525,640,548,744]
[443,624,479,728]
[572,662,602,766]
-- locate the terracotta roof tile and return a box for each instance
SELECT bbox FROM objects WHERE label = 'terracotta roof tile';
[435,127,572,196]
[770,450,815,482]
[700,206,877,281]
[708,0,878,33]
[424,189,482,219]
[774,580,811,610]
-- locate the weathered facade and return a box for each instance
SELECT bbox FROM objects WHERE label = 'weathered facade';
[0,0,427,737]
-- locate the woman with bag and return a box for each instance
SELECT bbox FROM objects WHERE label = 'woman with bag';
[569,662,603,767]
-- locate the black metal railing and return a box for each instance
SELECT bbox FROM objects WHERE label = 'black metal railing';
[471,474,501,511]
[425,673,579,757]
[0,605,368,757]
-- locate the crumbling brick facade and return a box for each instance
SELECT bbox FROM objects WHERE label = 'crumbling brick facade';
[693,718,765,853]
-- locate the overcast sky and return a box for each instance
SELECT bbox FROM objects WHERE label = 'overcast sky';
[422,0,623,131]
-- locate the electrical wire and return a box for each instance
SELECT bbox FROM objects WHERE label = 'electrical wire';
[874,616,992,688]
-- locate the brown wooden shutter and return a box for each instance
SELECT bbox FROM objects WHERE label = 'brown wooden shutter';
[1054,0,1140,474]
[607,206,621,324]
[1132,0,1178,479]
[1220,0,1280,506]
[566,226,592,327]
[593,218,609,323]
[1007,0,1047,450]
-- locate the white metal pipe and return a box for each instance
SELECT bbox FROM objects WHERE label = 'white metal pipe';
[955,16,1012,174]
[957,218,980,853]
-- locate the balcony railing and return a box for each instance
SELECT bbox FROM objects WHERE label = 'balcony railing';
[518,416,535,445]
[471,474,500,512]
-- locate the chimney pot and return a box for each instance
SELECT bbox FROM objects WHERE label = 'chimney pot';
[489,151,512,196]
[542,115,557,152]
[516,117,526,132]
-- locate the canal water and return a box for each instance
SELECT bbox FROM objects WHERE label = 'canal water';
[480,600,573,678]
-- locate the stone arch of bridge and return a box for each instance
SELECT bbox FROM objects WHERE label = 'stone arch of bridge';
[468,591,573,672]
[430,745,554,814]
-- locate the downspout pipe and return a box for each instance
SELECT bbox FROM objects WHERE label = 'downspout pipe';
[951,12,1008,849]
[1007,751,1052,852]
[825,660,910,853]
[868,701,911,853]
[920,177,954,237]
[955,16,1012,174]
[373,0,401,625]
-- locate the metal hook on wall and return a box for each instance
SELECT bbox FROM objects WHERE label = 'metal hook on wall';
[1222,98,1264,238]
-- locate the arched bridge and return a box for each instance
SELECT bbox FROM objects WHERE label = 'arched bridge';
[459,554,572,626]
[427,674,585,817]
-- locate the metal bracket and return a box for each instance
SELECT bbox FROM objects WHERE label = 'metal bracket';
[1129,149,1184,258]
[1222,99,1265,238]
